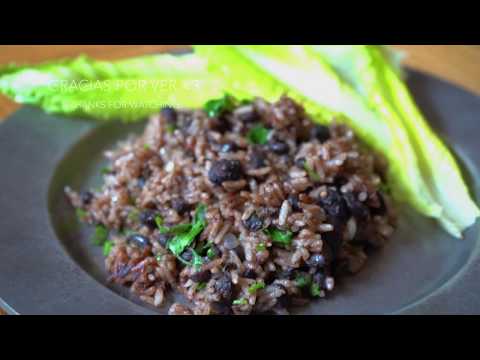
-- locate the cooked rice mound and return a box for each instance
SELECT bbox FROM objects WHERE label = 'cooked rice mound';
[66,95,395,315]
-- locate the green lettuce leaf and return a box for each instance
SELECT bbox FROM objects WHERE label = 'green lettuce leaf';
[0,54,224,121]
[311,45,479,237]
[227,45,442,220]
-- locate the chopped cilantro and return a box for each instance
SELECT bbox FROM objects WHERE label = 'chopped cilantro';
[248,281,266,294]
[256,243,266,252]
[103,240,113,256]
[247,124,270,145]
[204,94,236,118]
[196,282,207,291]
[304,163,322,182]
[166,124,176,134]
[100,167,112,175]
[92,225,108,246]
[295,274,312,288]
[76,208,87,221]
[167,204,207,257]
[310,283,322,297]
[143,143,150,150]
[263,227,293,246]
[232,298,248,306]
[155,254,163,263]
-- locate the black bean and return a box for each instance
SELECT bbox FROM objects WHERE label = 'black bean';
[287,194,301,212]
[277,268,295,280]
[322,229,343,261]
[190,270,211,283]
[80,191,94,205]
[317,187,350,222]
[139,210,157,229]
[160,106,177,124]
[269,141,289,155]
[294,157,306,169]
[333,175,349,187]
[243,269,257,279]
[137,176,146,188]
[154,233,171,248]
[210,302,232,315]
[210,115,232,133]
[249,151,266,169]
[306,254,327,268]
[208,159,244,186]
[127,234,151,248]
[243,213,263,232]
[312,271,326,287]
[237,108,259,123]
[170,198,189,215]
[343,192,370,221]
[311,125,331,143]
[213,273,233,300]
[180,249,193,262]
[220,142,238,153]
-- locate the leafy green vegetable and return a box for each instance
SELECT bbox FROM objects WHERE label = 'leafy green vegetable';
[103,240,113,256]
[263,227,293,246]
[230,45,442,221]
[75,208,87,221]
[247,124,270,145]
[206,247,216,259]
[233,298,248,306]
[248,281,266,294]
[311,45,479,237]
[0,54,225,122]
[92,225,108,246]
[167,204,207,257]
[204,94,236,117]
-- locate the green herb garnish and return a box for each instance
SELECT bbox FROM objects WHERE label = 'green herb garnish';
[232,298,248,306]
[92,225,108,246]
[166,124,176,134]
[196,282,207,291]
[256,243,266,252]
[100,167,112,175]
[295,274,312,288]
[310,283,322,297]
[248,281,266,294]
[204,94,236,117]
[103,240,113,256]
[206,248,216,259]
[167,204,207,257]
[76,208,88,221]
[190,249,204,270]
[143,143,150,150]
[155,254,163,263]
[247,124,270,145]
[304,163,321,182]
[263,227,293,246]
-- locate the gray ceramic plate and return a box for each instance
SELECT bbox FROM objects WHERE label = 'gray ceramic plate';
[0,70,479,315]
